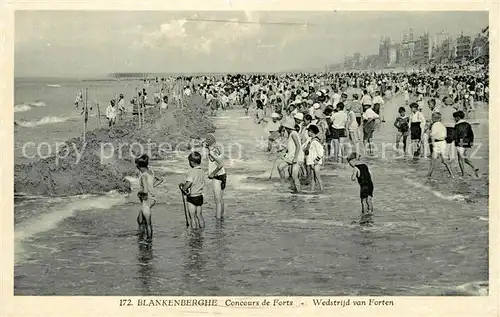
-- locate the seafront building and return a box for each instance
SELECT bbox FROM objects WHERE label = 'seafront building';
[339,25,488,70]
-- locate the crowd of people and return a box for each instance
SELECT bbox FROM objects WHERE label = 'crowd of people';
[128,66,488,240]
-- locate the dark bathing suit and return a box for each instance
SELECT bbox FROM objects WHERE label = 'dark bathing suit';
[356,164,374,199]
[410,122,422,140]
[213,173,227,191]
[187,195,204,207]
[446,127,455,144]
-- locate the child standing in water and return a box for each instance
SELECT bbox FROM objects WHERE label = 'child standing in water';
[179,152,205,229]
[453,110,480,178]
[135,154,163,241]
[427,112,454,179]
[304,125,325,192]
[205,134,227,219]
[408,102,426,158]
[394,107,409,155]
[347,153,374,214]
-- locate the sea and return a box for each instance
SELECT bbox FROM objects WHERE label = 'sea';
[14,77,489,296]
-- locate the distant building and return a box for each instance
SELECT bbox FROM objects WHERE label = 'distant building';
[353,53,362,68]
[388,44,398,66]
[472,29,488,64]
[456,33,471,61]
[420,32,430,62]
[378,37,391,67]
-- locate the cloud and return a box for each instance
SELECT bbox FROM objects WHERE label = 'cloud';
[131,12,263,54]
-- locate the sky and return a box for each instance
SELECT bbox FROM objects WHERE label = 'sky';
[15,11,488,77]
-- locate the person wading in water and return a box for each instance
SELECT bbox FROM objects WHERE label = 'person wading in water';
[204,134,227,219]
[277,118,304,194]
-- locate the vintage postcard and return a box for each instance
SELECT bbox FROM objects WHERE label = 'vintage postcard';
[0,1,498,316]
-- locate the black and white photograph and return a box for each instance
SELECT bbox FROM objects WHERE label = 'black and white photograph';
[11,10,490,298]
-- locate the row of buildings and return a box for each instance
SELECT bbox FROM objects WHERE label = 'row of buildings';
[341,26,489,70]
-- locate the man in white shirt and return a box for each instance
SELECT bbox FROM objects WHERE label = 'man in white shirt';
[361,90,372,107]
[265,113,282,152]
[331,102,348,162]
[372,91,385,122]
[427,112,453,178]
[331,89,341,109]
[362,105,380,155]
[106,100,117,128]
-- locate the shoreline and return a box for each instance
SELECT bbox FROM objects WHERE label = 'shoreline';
[14,93,215,197]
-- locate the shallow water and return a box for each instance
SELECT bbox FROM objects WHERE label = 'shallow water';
[14,93,489,296]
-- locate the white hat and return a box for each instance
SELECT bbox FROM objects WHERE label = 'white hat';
[281,118,296,130]
[271,112,280,118]
[321,89,327,94]
[313,103,321,109]
[315,91,322,96]
[301,92,308,98]
[307,99,314,105]
[294,112,304,121]
[314,109,325,119]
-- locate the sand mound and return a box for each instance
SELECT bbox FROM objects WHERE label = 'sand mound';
[14,94,215,197]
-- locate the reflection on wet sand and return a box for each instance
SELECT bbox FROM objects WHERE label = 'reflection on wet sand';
[355,214,375,282]
[137,240,154,295]
[214,220,229,273]
[360,213,374,227]
[182,229,207,286]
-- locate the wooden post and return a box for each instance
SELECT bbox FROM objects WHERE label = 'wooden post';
[83,87,88,143]
[137,87,142,129]
[94,86,101,128]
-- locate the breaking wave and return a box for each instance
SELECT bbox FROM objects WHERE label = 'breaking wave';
[15,116,70,128]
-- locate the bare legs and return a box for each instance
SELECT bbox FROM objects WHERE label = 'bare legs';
[187,203,205,229]
[308,165,324,192]
[457,148,480,178]
[212,179,225,219]
[360,197,373,214]
[278,161,301,193]
[138,200,153,241]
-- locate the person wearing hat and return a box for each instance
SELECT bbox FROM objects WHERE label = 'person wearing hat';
[277,118,304,194]
[106,99,117,128]
[293,112,305,134]
[117,93,126,118]
[309,102,321,118]
[314,109,328,144]
[204,134,227,219]
[265,113,283,152]
[286,102,299,120]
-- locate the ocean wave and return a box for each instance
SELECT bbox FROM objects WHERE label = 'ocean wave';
[403,178,468,201]
[46,84,61,88]
[28,101,47,107]
[14,100,48,113]
[14,104,32,112]
[15,192,126,264]
[15,116,69,128]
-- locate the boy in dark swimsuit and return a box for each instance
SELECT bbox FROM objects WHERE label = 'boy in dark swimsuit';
[179,152,205,229]
[347,153,374,213]
[453,110,480,178]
